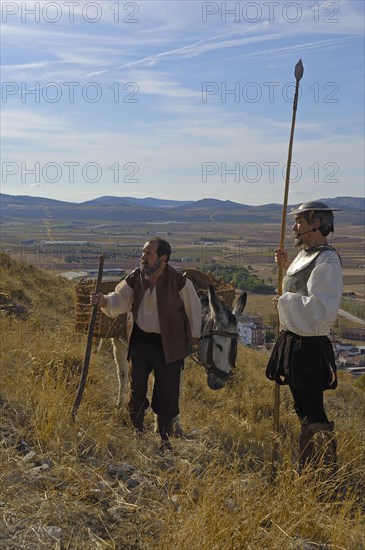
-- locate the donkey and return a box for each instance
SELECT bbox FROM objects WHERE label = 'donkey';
[197,286,247,390]
[108,286,247,432]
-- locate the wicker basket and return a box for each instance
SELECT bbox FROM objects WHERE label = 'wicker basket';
[75,280,127,339]
[184,269,235,308]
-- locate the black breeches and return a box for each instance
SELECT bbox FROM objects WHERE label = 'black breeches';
[289,386,329,424]
[128,339,182,421]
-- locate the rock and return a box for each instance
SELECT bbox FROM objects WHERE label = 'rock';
[126,477,140,489]
[289,539,328,550]
[107,463,140,489]
[121,463,136,474]
[83,489,110,505]
[33,463,52,473]
[16,438,30,455]
[170,494,180,511]
[42,525,62,539]
[35,457,53,468]
[131,473,149,487]
[108,504,137,520]
[155,457,174,471]
[23,451,37,463]
[107,464,134,480]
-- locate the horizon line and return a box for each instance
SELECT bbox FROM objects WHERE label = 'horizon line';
[1,192,362,208]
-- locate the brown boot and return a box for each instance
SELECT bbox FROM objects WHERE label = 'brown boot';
[300,422,337,477]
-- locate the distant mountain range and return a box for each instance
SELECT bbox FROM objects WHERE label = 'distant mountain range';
[1,194,364,224]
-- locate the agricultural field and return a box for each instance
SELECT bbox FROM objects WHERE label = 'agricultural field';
[2,218,364,348]
[2,219,364,294]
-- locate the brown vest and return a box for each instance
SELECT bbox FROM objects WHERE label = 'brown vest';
[125,265,192,364]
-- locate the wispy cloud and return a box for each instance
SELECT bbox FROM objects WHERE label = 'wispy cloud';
[191,35,361,69]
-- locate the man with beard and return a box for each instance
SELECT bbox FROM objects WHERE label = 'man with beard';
[266,201,343,475]
[92,238,201,451]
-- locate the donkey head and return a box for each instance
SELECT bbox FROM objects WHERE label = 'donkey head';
[197,286,247,390]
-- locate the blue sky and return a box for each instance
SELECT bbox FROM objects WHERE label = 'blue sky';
[1,0,364,205]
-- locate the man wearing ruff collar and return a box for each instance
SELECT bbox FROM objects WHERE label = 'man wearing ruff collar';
[266,201,343,475]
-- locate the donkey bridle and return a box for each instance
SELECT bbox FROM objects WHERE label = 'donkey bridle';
[197,321,239,381]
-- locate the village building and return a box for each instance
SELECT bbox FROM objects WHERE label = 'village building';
[339,327,365,341]
[237,314,265,346]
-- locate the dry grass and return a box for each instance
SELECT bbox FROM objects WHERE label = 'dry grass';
[1,253,364,549]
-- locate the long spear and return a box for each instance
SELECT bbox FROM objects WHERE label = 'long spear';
[271,59,304,472]
[72,254,104,419]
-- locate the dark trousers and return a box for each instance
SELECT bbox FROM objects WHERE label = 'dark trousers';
[289,386,329,424]
[128,339,182,439]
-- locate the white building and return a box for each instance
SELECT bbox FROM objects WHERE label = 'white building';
[238,314,265,346]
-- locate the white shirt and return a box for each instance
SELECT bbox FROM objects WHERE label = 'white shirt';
[101,277,201,338]
[278,249,343,336]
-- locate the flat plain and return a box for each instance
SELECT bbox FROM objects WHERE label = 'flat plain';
[2,217,364,295]
[2,217,364,348]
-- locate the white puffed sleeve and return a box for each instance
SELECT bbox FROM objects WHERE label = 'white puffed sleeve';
[179,278,202,339]
[100,279,134,318]
[278,250,342,336]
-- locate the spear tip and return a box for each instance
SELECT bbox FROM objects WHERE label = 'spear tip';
[295,59,304,82]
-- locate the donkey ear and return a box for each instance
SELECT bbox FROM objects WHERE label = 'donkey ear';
[208,285,224,319]
[232,291,247,317]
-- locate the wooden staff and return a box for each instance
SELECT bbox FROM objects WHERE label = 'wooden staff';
[72,254,105,419]
[271,59,304,472]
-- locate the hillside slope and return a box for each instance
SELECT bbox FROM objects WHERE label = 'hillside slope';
[1,254,364,549]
